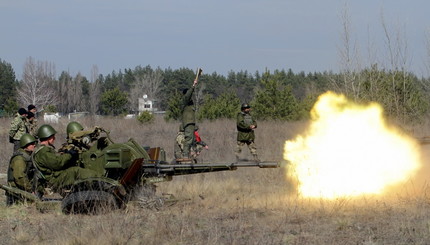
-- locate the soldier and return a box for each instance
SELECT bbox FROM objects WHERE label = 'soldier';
[27,104,37,133]
[26,111,37,137]
[235,103,259,162]
[174,124,185,160]
[6,134,37,205]
[59,121,105,153]
[190,125,209,158]
[180,78,198,159]
[32,124,102,193]
[27,104,37,114]
[9,108,29,152]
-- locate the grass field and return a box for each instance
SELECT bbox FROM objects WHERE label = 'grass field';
[1,116,430,244]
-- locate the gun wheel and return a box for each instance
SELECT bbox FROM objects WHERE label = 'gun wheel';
[61,191,119,215]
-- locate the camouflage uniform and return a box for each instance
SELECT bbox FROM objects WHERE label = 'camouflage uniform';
[9,113,28,152]
[181,86,196,158]
[6,148,35,204]
[26,116,38,137]
[174,131,185,159]
[32,144,101,192]
[235,110,258,160]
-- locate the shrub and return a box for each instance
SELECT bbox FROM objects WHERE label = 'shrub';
[137,111,154,124]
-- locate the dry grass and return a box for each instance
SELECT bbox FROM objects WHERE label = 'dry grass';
[1,116,430,244]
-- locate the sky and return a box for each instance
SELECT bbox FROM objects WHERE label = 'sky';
[1,0,429,80]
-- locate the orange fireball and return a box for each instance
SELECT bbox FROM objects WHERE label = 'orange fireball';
[284,92,421,199]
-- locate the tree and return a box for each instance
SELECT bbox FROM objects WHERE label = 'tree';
[89,65,101,115]
[158,67,195,110]
[164,91,183,121]
[100,87,128,116]
[137,111,155,124]
[0,59,18,116]
[251,79,301,120]
[17,57,58,109]
[198,92,240,120]
[129,66,163,112]
[336,3,362,100]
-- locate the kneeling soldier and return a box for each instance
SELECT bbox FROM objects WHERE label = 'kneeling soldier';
[32,124,102,193]
[6,133,37,205]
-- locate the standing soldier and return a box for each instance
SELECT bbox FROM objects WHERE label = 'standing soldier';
[26,112,37,137]
[235,103,259,162]
[9,108,28,152]
[32,124,102,193]
[6,133,38,205]
[174,124,185,160]
[180,78,198,159]
[27,104,37,115]
[27,104,37,134]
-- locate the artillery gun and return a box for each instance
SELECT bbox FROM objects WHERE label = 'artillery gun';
[1,128,279,214]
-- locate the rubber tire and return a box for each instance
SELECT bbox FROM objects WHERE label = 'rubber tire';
[61,191,119,214]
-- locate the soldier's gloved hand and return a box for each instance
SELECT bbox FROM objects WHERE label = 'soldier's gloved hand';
[66,149,79,162]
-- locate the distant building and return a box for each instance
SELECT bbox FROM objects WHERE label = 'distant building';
[44,113,60,123]
[68,111,89,121]
[138,94,157,114]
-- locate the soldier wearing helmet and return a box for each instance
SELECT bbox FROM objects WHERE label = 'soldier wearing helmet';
[32,124,102,193]
[6,133,37,205]
[59,121,105,153]
[67,121,84,136]
[235,103,259,162]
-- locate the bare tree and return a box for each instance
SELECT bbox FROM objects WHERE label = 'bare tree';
[129,68,163,112]
[380,10,411,121]
[336,3,362,100]
[426,31,430,76]
[380,11,410,71]
[18,57,58,109]
[89,65,101,115]
[71,73,84,112]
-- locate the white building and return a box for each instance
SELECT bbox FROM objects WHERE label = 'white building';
[138,94,157,113]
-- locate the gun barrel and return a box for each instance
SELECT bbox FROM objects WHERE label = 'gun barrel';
[0,184,39,202]
[233,161,279,168]
[141,161,279,176]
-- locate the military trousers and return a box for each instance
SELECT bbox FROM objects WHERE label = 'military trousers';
[51,166,102,191]
[174,132,185,159]
[182,124,195,158]
[235,140,257,157]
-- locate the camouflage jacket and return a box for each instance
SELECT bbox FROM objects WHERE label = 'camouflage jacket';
[26,119,38,137]
[9,113,28,140]
[236,111,257,142]
[32,144,72,182]
[7,148,34,192]
[181,86,195,126]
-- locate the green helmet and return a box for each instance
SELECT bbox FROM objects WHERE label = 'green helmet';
[37,124,57,139]
[241,103,251,110]
[67,121,84,135]
[20,133,37,148]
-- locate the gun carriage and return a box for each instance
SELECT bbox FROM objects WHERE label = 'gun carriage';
[1,128,279,214]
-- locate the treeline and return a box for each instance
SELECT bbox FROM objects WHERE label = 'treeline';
[0,57,429,124]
